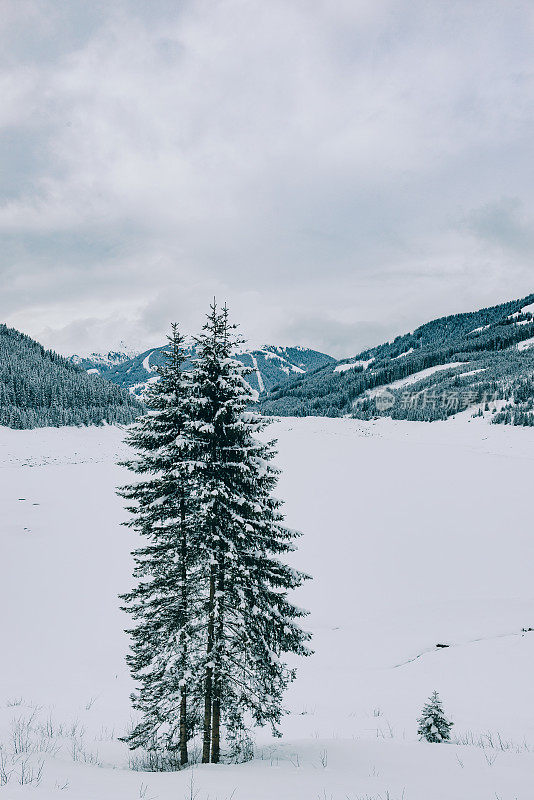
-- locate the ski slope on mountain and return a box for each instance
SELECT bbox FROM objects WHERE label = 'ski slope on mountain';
[1,417,534,798]
[71,344,335,400]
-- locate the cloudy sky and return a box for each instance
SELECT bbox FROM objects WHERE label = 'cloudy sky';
[2,0,534,357]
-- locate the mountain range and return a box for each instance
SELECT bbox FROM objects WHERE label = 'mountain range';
[3,292,534,430]
[259,293,534,426]
[69,345,336,399]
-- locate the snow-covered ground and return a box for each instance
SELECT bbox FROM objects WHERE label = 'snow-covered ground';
[517,336,534,351]
[334,358,374,373]
[1,417,534,799]
[364,363,467,398]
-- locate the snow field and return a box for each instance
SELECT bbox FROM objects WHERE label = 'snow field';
[1,417,534,798]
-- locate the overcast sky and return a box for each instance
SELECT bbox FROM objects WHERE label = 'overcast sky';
[2,0,534,357]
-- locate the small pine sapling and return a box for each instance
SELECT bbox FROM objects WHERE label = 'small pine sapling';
[417,691,453,743]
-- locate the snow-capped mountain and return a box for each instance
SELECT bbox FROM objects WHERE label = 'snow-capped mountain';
[69,346,140,374]
[261,293,534,426]
[73,344,335,399]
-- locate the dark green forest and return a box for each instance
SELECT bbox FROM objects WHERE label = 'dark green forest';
[0,324,142,429]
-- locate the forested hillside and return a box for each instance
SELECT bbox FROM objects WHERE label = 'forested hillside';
[0,325,142,429]
[260,294,534,425]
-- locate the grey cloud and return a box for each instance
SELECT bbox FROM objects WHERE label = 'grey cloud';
[467,198,534,255]
[276,317,397,360]
[1,0,534,355]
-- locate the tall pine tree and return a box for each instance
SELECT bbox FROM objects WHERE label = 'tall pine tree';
[120,305,312,767]
[119,325,202,766]
[187,302,312,763]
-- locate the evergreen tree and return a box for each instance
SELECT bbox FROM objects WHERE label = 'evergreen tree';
[119,325,202,766]
[187,302,312,764]
[119,305,312,768]
[417,691,453,743]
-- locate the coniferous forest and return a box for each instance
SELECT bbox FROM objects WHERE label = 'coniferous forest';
[4,292,534,432]
[119,305,311,766]
[259,294,534,425]
[0,324,142,429]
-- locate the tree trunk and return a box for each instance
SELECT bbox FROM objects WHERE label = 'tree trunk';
[179,686,188,765]
[211,556,225,764]
[179,493,189,765]
[202,565,216,763]
[211,688,220,763]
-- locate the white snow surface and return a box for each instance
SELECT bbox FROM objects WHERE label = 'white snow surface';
[142,351,158,372]
[468,324,491,335]
[250,355,265,393]
[508,302,534,322]
[334,358,374,373]
[2,417,534,798]
[518,337,534,351]
[70,347,139,368]
[364,362,467,398]
[393,347,414,359]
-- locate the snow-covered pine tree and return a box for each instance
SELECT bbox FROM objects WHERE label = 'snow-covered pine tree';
[187,302,312,764]
[119,324,202,766]
[417,691,453,743]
